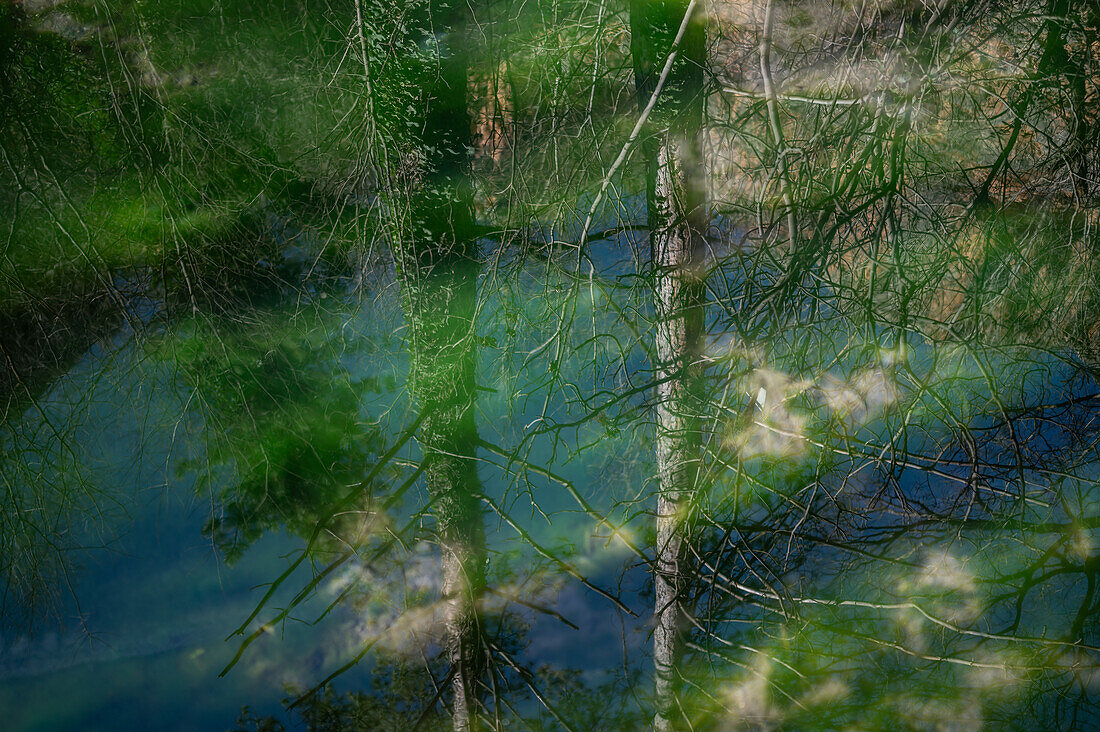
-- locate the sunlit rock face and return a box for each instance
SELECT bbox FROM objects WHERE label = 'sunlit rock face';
[724,367,811,459]
[722,361,898,461]
[721,655,781,731]
[816,366,899,426]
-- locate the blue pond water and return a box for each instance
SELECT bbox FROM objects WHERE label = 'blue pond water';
[2,216,1100,730]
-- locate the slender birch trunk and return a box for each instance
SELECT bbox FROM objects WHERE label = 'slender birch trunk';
[629,0,707,728]
[651,133,707,732]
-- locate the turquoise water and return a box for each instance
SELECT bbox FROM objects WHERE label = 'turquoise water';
[3,224,1100,729]
[0,233,655,729]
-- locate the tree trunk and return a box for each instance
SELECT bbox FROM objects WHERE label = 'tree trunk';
[651,134,707,732]
[392,2,486,728]
[629,0,707,728]
[399,236,486,731]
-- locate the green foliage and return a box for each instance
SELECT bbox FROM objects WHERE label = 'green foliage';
[162,307,392,559]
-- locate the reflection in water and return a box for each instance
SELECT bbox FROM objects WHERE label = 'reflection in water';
[682,341,1100,729]
[5,228,1100,729]
[393,27,488,732]
[165,309,391,561]
[5,233,1100,730]
[6,0,1100,730]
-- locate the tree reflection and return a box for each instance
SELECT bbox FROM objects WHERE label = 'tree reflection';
[165,306,391,560]
[235,654,647,732]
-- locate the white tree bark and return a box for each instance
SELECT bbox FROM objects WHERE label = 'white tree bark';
[651,131,707,732]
